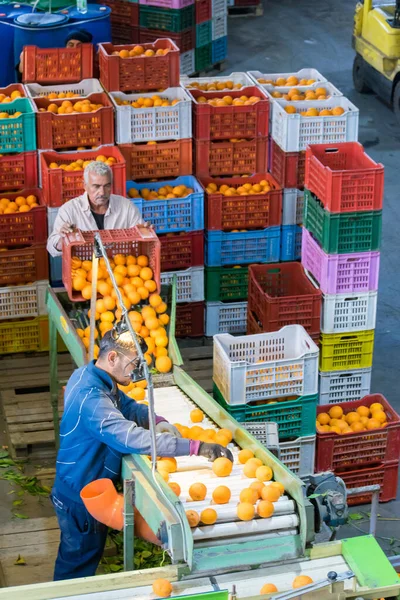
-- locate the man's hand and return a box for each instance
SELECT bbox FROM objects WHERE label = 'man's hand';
[155,422,182,437]
[198,442,233,462]
[143,221,154,230]
[56,224,76,251]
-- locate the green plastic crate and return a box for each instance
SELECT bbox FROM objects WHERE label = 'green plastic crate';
[195,43,212,72]
[196,20,212,48]
[139,5,194,32]
[303,189,382,254]
[213,383,317,439]
[205,266,249,301]
[0,98,36,154]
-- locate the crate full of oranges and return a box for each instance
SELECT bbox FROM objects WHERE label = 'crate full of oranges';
[0,189,46,247]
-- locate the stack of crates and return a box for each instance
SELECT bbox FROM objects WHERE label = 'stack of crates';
[303,141,383,406]
[99,0,140,44]
[212,325,320,477]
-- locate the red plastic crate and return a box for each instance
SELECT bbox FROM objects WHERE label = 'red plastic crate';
[34,93,114,150]
[338,460,398,505]
[23,44,93,84]
[62,228,161,301]
[195,138,268,177]
[98,40,180,92]
[190,86,269,140]
[305,142,384,213]
[0,84,26,100]
[195,0,211,23]
[119,139,192,181]
[111,24,139,45]
[0,189,46,247]
[270,138,305,189]
[160,230,204,271]
[40,146,126,207]
[175,301,204,337]
[316,394,400,471]
[248,262,322,336]
[233,0,261,5]
[0,245,48,285]
[139,27,195,53]
[99,0,139,24]
[201,173,282,231]
[0,151,38,191]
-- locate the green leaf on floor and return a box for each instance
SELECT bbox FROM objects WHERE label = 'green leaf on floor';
[12,499,24,506]
[109,564,123,572]
[348,513,364,520]
[14,555,26,565]
[13,513,28,519]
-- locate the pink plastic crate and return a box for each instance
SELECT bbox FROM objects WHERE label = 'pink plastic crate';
[301,228,380,295]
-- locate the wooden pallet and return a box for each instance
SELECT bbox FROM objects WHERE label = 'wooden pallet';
[0,353,74,391]
[228,3,263,17]
[192,60,227,78]
[180,343,213,394]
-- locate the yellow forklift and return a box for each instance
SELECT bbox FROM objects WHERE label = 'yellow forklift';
[353,0,400,122]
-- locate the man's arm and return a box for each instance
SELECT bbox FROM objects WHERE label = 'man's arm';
[46,205,76,257]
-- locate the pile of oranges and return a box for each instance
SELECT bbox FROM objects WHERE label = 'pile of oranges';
[43,91,83,100]
[284,105,345,117]
[257,75,316,86]
[316,402,388,434]
[0,194,39,214]
[0,90,23,103]
[128,183,193,201]
[112,45,170,58]
[0,111,22,120]
[196,94,261,107]
[205,180,273,196]
[39,99,104,115]
[114,95,181,109]
[271,86,329,100]
[185,79,244,91]
[48,154,117,171]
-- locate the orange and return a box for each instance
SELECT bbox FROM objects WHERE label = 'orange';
[98,281,112,296]
[285,105,296,114]
[239,488,258,504]
[257,500,275,518]
[145,316,159,331]
[237,502,255,521]
[317,412,330,425]
[350,422,364,432]
[169,482,181,497]
[238,449,254,464]
[256,466,273,482]
[81,284,92,300]
[81,260,92,272]
[200,508,217,525]
[218,428,233,443]
[149,293,162,308]
[292,576,313,589]
[99,322,113,336]
[356,406,370,418]
[144,279,157,293]
[129,387,145,401]
[155,301,167,314]
[212,485,231,504]
[243,458,263,478]
[260,583,278,594]
[119,49,130,59]
[190,408,204,423]
[158,457,177,473]
[261,486,281,503]
[189,426,203,439]
[332,106,345,116]
[155,335,168,348]
[189,482,207,501]
[157,468,169,483]
[73,276,87,291]
[367,418,381,430]
[152,579,172,598]
[137,255,149,267]
[100,311,115,323]
[84,326,98,340]
[186,509,200,527]
[103,296,116,311]
[127,264,140,277]
[212,457,233,477]
[371,410,386,424]
[346,411,360,425]
[250,481,265,499]
[329,406,343,419]
[370,402,383,413]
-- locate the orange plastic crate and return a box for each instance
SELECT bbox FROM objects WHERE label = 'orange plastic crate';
[62,228,161,301]
[0,188,46,247]
[40,146,126,207]
[0,151,38,191]
[0,245,48,285]
[194,138,267,177]
[119,139,192,180]
[35,93,114,150]
[22,44,93,84]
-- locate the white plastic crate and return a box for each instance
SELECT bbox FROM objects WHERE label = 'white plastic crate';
[212,12,227,41]
[262,81,342,103]
[321,291,378,334]
[213,325,319,406]
[248,68,327,90]
[25,79,103,99]
[47,206,58,234]
[110,87,192,144]
[0,280,48,320]
[180,50,195,76]
[271,96,359,152]
[212,0,227,14]
[161,266,204,303]
[181,71,253,90]
[282,189,304,225]
[205,301,247,336]
[319,368,372,404]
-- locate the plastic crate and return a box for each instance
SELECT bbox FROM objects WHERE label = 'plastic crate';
[271,97,359,153]
[280,224,302,262]
[140,27,195,53]
[139,0,194,7]
[320,330,374,372]
[0,316,50,355]
[205,227,280,267]
[23,45,93,84]
[175,301,204,336]
[248,68,327,90]
[205,301,247,336]
[212,0,226,12]
[305,142,384,213]
[213,325,319,405]
[0,189,46,247]
[0,84,26,102]
[211,36,227,64]
[119,139,192,181]
[99,0,139,24]
[181,71,253,90]
[214,383,318,438]
[196,0,211,23]
[50,255,62,287]
[196,20,212,47]
[0,151,38,191]
[270,138,306,189]
[194,137,268,177]
[0,98,36,154]
[127,176,203,233]
[303,190,382,254]
[40,146,126,207]
[160,230,204,270]
[316,394,400,471]
[140,4,195,31]
[282,189,304,226]
[321,291,377,334]
[301,228,380,294]
[338,460,398,505]
[205,266,249,302]
[248,262,322,336]
[160,266,204,302]
[319,368,372,404]
[195,43,212,72]
[0,280,48,321]
[110,87,192,144]
[25,79,104,100]
[111,23,139,45]
[212,12,227,40]
[99,40,180,92]
[62,228,160,302]
[264,82,342,105]
[0,245,48,286]
[201,173,282,231]
[190,86,269,140]
[180,50,195,75]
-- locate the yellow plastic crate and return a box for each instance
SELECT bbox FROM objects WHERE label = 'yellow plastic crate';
[0,316,66,355]
[320,330,374,372]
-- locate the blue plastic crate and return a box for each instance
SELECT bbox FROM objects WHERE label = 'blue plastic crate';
[196,20,212,48]
[281,224,302,261]
[205,227,281,267]
[211,36,227,64]
[127,176,204,234]
[0,98,36,154]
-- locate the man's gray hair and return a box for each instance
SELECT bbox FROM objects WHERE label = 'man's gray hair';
[83,160,113,185]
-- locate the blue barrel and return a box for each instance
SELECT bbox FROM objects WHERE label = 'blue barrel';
[0,4,35,86]
[58,4,111,45]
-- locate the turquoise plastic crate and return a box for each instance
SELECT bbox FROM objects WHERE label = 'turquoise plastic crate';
[214,382,317,439]
[205,227,281,267]
[0,98,36,154]
[196,20,212,47]
[211,36,227,64]
[280,224,302,261]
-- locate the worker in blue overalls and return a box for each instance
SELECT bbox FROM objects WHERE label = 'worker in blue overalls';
[52,330,233,580]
